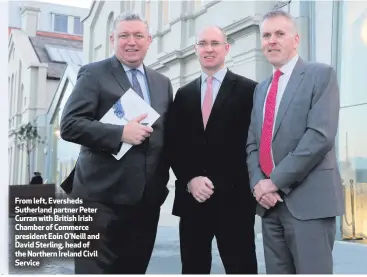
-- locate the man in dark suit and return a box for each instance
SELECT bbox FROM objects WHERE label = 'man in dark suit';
[30,172,43,184]
[60,12,173,274]
[167,26,258,274]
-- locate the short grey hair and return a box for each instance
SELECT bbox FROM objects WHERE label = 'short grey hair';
[261,10,298,33]
[111,11,150,34]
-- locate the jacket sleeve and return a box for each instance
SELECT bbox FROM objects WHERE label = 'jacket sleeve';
[60,66,123,154]
[246,84,266,190]
[270,66,340,194]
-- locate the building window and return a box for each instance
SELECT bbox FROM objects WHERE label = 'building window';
[54,14,68,33]
[194,0,202,11]
[18,84,23,112]
[145,0,151,24]
[106,12,114,57]
[337,1,367,239]
[74,17,83,35]
[8,76,12,119]
[337,1,367,164]
[163,0,169,26]
[51,81,80,186]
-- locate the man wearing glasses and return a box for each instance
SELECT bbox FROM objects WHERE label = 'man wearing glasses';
[167,26,258,274]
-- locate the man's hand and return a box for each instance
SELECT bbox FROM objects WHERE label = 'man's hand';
[121,113,153,145]
[188,176,214,203]
[258,192,283,209]
[253,179,278,202]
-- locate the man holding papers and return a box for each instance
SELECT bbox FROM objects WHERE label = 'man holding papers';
[167,26,258,274]
[60,12,173,274]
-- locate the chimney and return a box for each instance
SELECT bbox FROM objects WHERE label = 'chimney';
[20,6,40,37]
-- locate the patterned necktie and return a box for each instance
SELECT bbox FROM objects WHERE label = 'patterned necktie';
[130,69,144,99]
[259,69,283,177]
[202,76,213,128]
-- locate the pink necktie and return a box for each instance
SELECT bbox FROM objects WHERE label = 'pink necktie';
[259,69,282,177]
[202,76,213,128]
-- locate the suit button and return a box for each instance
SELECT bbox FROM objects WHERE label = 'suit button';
[203,140,207,144]
[203,170,207,173]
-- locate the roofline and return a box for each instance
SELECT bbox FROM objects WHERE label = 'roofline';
[81,0,96,22]
[47,63,80,122]
[8,27,83,41]
[36,31,83,41]
[8,26,20,36]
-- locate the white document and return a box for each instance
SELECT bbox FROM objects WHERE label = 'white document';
[100,88,160,160]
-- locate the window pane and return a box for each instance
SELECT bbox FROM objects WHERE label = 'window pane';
[54,14,68,33]
[74,17,83,35]
[195,0,202,11]
[337,1,367,240]
[338,2,367,166]
[163,0,169,25]
[145,1,151,24]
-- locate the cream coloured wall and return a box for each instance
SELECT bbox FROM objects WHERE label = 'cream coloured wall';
[8,30,52,184]
[82,1,315,191]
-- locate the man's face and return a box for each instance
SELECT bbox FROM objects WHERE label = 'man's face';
[195,27,229,73]
[110,20,152,68]
[261,16,299,68]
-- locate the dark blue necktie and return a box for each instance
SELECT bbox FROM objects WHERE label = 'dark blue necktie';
[130,69,144,99]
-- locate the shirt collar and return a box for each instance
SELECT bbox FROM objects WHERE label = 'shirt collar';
[273,54,299,76]
[201,66,228,84]
[121,63,145,75]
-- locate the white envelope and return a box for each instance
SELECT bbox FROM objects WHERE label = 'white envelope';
[100,88,160,160]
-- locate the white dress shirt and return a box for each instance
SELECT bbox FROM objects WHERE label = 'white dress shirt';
[263,54,299,129]
[201,66,228,106]
[121,63,151,105]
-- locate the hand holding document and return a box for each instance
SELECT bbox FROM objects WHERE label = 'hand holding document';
[100,88,160,160]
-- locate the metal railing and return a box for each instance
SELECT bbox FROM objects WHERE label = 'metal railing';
[341,179,367,240]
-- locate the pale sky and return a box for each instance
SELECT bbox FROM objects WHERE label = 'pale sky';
[30,0,93,9]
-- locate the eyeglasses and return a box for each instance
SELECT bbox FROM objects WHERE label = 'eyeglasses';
[196,41,227,48]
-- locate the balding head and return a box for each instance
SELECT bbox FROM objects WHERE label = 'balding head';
[194,25,230,75]
[196,25,227,43]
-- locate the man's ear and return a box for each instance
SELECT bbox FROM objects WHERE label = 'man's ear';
[225,43,230,54]
[109,33,114,46]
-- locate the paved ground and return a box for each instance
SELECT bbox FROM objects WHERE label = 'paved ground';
[8,190,367,274]
[8,223,367,274]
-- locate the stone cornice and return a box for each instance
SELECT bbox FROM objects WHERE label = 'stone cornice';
[148,15,260,70]
[152,0,221,39]
[273,1,292,10]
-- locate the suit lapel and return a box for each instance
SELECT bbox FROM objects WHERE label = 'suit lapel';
[194,77,204,130]
[110,58,161,113]
[110,55,131,95]
[144,66,160,112]
[205,70,236,130]
[273,58,306,138]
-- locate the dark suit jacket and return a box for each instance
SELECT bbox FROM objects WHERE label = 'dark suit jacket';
[167,69,257,217]
[30,176,43,184]
[60,55,173,206]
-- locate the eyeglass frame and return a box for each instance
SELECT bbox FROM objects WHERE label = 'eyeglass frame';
[195,41,228,48]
